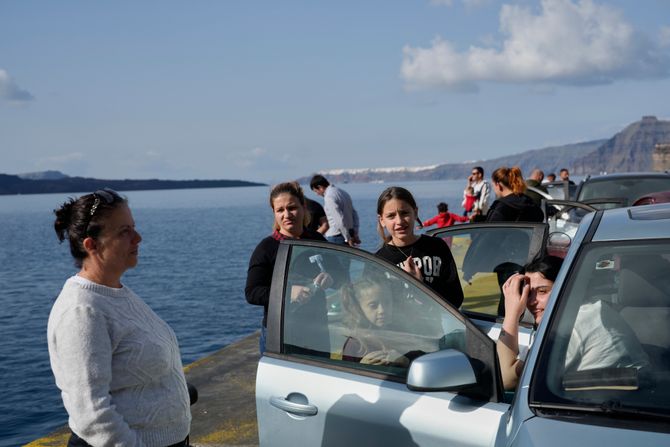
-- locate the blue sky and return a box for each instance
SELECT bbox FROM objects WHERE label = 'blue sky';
[1,0,669,183]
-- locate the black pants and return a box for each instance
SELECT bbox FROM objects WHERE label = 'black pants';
[68,431,189,447]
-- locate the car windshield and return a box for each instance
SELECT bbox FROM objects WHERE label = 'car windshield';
[577,177,670,207]
[531,241,670,418]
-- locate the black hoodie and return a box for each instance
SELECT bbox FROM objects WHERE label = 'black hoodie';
[486,193,544,223]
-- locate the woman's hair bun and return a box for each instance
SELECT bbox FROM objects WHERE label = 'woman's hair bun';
[53,199,75,242]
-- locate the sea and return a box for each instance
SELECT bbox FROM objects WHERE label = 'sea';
[0,179,467,447]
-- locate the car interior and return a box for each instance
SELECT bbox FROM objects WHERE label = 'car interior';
[538,243,670,414]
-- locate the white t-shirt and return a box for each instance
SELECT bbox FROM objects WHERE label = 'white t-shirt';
[566,301,649,371]
[518,301,648,372]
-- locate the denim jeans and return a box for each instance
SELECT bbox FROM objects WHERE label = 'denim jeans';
[326,234,347,245]
[259,323,267,354]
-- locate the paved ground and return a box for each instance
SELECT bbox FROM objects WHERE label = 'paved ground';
[26,333,261,447]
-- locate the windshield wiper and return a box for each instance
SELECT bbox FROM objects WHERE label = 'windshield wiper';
[531,400,670,422]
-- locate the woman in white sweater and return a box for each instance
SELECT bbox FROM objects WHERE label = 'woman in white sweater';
[49,189,191,446]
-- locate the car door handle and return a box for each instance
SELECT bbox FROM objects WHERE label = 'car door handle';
[270,395,318,416]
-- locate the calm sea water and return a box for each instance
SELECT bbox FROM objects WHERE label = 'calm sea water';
[0,180,467,447]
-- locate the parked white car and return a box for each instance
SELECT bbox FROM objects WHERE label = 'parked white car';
[256,203,670,446]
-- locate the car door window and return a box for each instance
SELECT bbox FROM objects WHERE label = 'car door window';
[281,244,467,379]
[544,200,596,241]
[428,224,546,318]
[531,241,670,420]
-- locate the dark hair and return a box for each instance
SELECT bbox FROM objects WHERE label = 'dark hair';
[269,181,309,231]
[492,166,526,195]
[524,255,563,282]
[437,202,448,213]
[473,166,484,176]
[309,174,330,190]
[53,189,127,267]
[376,186,418,243]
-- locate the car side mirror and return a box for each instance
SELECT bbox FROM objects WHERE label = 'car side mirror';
[407,349,477,392]
[547,231,572,258]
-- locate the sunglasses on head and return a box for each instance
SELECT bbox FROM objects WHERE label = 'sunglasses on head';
[90,188,120,217]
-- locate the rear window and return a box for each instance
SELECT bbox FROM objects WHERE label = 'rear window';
[578,177,670,206]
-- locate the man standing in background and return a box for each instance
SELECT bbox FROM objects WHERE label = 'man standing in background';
[310,174,360,246]
[525,168,547,206]
[559,168,575,185]
[469,166,491,222]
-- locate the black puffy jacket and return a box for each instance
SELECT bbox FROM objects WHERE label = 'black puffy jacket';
[486,193,544,223]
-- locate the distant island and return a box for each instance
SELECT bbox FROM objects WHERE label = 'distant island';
[0,171,266,195]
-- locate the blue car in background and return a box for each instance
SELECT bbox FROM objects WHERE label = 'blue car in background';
[256,203,670,446]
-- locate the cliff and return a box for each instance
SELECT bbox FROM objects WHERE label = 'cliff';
[300,116,670,184]
[571,116,670,175]
[299,139,605,183]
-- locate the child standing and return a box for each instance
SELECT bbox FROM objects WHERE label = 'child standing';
[422,202,468,229]
[374,186,464,308]
[462,185,477,216]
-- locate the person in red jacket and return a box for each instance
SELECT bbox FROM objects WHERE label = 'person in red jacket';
[421,202,469,229]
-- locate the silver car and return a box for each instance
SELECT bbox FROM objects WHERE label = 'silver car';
[256,204,670,446]
[576,171,670,209]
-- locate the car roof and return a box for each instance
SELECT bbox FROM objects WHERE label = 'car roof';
[583,171,670,182]
[592,202,670,242]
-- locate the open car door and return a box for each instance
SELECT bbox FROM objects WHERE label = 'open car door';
[426,222,548,329]
[255,240,510,447]
[539,200,596,257]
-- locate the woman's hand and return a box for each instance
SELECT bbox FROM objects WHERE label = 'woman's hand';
[313,272,333,290]
[289,272,333,304]
[360,350,409,367]
[502,273,529,321]
[402,256,423,281]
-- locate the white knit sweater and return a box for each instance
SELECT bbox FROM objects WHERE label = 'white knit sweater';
[47,276,191,446]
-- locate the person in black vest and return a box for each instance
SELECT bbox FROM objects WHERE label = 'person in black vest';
[304,197,329,234]
[486,166,544,223]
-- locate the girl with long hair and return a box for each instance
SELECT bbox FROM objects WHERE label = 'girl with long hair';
[374,186,464,308]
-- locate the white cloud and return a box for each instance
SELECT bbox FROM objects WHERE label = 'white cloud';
[402,0,670,90]
[0,69,34,103]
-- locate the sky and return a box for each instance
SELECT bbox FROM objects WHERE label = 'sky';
[1,0,669,184]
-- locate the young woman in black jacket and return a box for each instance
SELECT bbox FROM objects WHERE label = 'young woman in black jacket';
[245,181,331,353]
[486,166,544,223]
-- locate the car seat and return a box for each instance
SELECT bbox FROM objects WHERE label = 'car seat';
[617,255,670,371]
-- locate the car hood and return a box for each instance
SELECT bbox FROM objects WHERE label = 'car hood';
[507,413,668,447]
